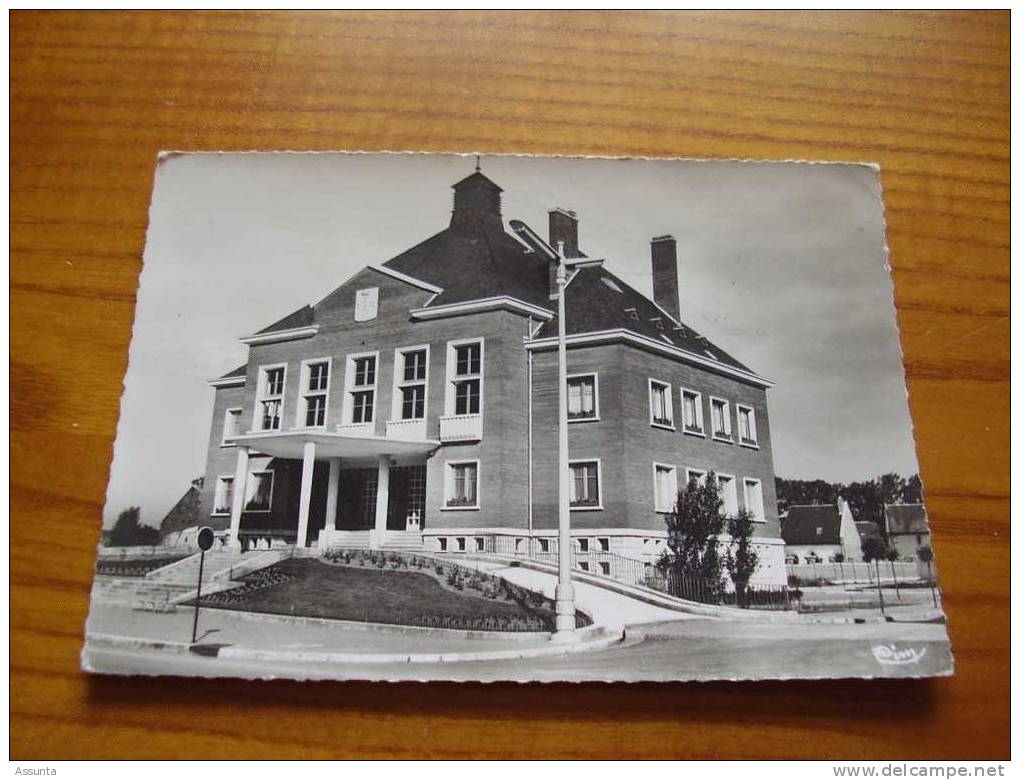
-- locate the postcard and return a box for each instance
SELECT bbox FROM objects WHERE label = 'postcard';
[83,151,952,682]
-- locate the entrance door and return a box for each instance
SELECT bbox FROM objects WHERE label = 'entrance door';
[386,465,426,531]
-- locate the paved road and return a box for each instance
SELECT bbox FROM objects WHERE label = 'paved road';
[84,616,953,683]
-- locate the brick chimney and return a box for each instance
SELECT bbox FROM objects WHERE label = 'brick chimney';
[651,235,680,322]
[548,208,581,295]
[549,208,581,258]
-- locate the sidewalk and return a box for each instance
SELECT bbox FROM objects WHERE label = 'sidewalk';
[83,603,624,667]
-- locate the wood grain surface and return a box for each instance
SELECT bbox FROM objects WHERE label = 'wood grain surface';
[10,10,1009,760]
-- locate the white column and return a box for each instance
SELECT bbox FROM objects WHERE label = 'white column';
[228,446,250,552]
[372,454,390,548]
[324,457,341,532]
[295,440,316,548]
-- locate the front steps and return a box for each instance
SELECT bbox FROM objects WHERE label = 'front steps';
[319,530,424,552]
[380,530,424,552]
[319,530,373,550]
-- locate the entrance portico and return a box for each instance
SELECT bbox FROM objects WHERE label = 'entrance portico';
[225,429,439,550]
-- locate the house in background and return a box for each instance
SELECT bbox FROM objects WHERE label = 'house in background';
[884,503,931,561]
[159,477,204,547]
[855,520,882,545]
[198,168,787,584]
[781,498,862,564]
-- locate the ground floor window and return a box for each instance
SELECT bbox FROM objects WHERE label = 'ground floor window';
[242,470,274,513]
[654,463,677,512]
[445,460,479,508]
[743,478,765,522]
[717,473,739,516]
[213,476,233,515]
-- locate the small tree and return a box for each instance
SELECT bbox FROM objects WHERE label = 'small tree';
[886,546,901,600]
[659,472,726,602]
[724,509,760,607]
[917,545,938,608]
[107,507,160,547]
[861,535,889,615]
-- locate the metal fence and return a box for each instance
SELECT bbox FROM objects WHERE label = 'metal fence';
[470,534,793,611]
[787,560,932,586]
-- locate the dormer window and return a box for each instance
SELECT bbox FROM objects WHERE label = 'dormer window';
[625,308,639,321]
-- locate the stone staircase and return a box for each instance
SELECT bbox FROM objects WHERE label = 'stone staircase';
[320,530,373,550]
[90,577,194,608]
[92,549,289,611]
[381,530,424,552]
[145,549,250,585]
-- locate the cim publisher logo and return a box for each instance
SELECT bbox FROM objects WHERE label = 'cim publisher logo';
[871,644,927,666]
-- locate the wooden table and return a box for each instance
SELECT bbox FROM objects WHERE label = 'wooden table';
[11,11,1009,759]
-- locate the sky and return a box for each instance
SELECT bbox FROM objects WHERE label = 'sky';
[104,152,919,527]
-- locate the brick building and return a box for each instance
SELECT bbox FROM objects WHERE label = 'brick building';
[198,168,787,583]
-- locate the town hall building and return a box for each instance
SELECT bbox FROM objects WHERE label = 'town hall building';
[199,168,787,585]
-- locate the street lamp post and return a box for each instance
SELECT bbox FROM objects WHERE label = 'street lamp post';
[552,242,577,641]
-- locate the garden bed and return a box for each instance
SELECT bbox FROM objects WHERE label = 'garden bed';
[193,554,592,632]
[94,555,190,578]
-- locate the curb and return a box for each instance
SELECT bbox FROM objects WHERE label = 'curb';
[191,604,554,642]
[85,625,626,665]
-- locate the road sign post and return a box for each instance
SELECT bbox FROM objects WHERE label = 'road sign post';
[191,526,215,644]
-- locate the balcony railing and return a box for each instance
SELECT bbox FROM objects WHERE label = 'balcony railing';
[439,413,482,442]
[336,421,374,437]
[385,418,428,441]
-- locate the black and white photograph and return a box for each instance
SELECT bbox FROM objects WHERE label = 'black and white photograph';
[83,151,953,683]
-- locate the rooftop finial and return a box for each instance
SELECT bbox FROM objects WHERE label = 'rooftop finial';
[475,154,481,173]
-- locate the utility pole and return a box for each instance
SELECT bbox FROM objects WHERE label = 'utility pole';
[552,242,576,641]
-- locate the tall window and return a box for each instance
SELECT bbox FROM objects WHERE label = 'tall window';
[345,354,377,424]
[654,463,678,513]
[396,348,428,420]
[445,461,479,508]
[717,474,739,516]
[246,470,274,512]
[710,397,731,440]
[738,404,758,447]
[570,460,601,509]
[213,476,234,515]
[222,407,242,444]
[299,360,330,428]
[256,365,286,431]
[567,374,598,421]
[681,389,704,434]
[453,342,481,415]
[649,379,673,428]
[743,478,765,522]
